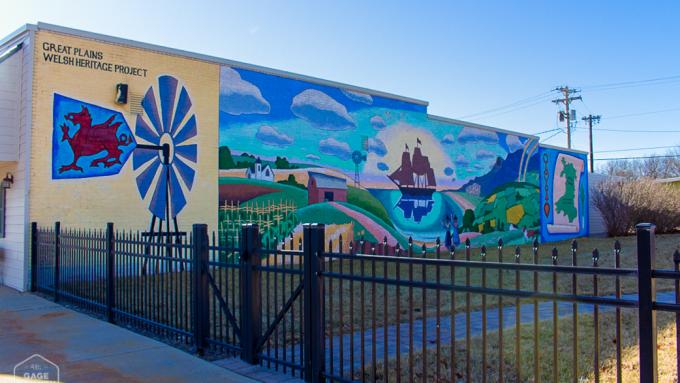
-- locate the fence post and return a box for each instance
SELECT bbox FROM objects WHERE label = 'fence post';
[54,222,60,302]
[192,224,210,356]
[636,223,657,383]
[239,224,262,364]
[106,223,115,323]
[30,222,37,292]
[303,223,325,383]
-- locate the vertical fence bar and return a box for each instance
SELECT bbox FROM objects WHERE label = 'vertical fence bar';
[106,223,115,323]
[239,224,262,364]
[532,239,539,382]
[552,248,559,383]
[674,250,680,382]
[303,223,325,383]
[514,246,521,381]
[592,249,600,383]
[465,238,471,383]
[571,240,578,383]
[450,245,456,383]
[614,241,622,383]
[481,245,487,383]
[409,237,415,383]
[497,239,504,383]
[636,223,657,383]
[31,222,38,292]
[192,224,210,356]
[54,222,61,302]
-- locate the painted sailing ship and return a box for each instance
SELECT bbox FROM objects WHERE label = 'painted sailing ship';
[388,138,437,197]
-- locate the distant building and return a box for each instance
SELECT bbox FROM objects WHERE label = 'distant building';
[655,176,680,190]
[307,172,347,204]
[245,158,274,181]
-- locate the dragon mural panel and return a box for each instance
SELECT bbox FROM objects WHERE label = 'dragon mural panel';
[52,94,135,179]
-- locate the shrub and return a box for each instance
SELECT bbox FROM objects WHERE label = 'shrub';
[593,178,680,236]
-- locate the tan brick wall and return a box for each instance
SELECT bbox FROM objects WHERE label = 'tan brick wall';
[30,30,219,233]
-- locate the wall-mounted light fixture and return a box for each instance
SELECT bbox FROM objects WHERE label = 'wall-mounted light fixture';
[1,173,13,189]
[115,83,128,105]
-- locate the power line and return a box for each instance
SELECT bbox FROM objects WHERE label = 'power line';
[594,154,680,161]
[581,74,680,93]
[470,97,553,121]
[602,106,680,120]
[456,90,556,119]
[530,128,562,135]
[591,127,680,133]
[595,145,679,154]
[543,130,564,142]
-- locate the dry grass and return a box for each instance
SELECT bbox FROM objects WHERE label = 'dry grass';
[353,311,678,382]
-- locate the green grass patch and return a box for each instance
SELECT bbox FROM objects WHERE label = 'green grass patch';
[347,186,393,227]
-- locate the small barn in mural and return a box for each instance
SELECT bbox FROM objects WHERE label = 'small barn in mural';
[307,172,348,204]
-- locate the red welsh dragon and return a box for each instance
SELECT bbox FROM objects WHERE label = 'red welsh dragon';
[59,106,133,173]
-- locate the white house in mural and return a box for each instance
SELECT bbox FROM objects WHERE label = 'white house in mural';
[245,158,274,181]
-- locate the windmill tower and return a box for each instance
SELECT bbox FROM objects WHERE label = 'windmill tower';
[351,150,367,187]
[351,136,369,187]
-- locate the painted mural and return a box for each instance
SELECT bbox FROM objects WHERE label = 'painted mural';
[51,75,200,231]
[539,147,589,241]
[52,93,135,179]
[132,75,198,223]
[217,66,548,248]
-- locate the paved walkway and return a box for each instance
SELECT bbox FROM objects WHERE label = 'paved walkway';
[270,291,674,375]
[0,286,258,383]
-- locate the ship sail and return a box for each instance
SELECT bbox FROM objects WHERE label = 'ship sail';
[388,139,437,193]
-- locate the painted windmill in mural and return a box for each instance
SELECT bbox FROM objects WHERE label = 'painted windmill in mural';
[351,136,368,187]
[132,75,197,262]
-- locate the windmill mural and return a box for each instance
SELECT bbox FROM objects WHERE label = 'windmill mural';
[132,75,198,244]
[351,136,368,187]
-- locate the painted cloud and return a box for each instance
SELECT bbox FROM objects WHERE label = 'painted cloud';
[319,137,352,160]
[367,137,387,157]
[454,154,470,167]
[370,116,387,130]
[255,125,293,147]
[377,162,389,171]
[505,135,525,153]
[306,154,320,160]
[441,133,455,144]
[341,89,373,105]
[476,149,497,160]
[219,67,270,115]
[291,89,356,130]
[457,127,498,144]
[444,167,454,176]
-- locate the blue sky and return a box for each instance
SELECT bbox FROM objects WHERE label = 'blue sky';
[3,1,679,169]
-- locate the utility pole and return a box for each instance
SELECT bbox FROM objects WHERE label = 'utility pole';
[582,114,601,173]
[552,86,582,149]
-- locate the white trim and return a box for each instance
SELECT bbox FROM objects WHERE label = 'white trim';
[22,30,34,290]
[31,22,429,107]
[0,24,34,50]
[538,143,589,155]
[427,114,539,140]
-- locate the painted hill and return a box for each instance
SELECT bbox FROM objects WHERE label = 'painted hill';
[459,149,537,197]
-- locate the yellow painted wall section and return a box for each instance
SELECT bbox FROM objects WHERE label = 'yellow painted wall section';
[30,30,219,232]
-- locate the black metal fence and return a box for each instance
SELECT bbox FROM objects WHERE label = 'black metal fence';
[31,221,680,383]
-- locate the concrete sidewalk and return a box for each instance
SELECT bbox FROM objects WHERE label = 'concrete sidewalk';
[0,286,257,383]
